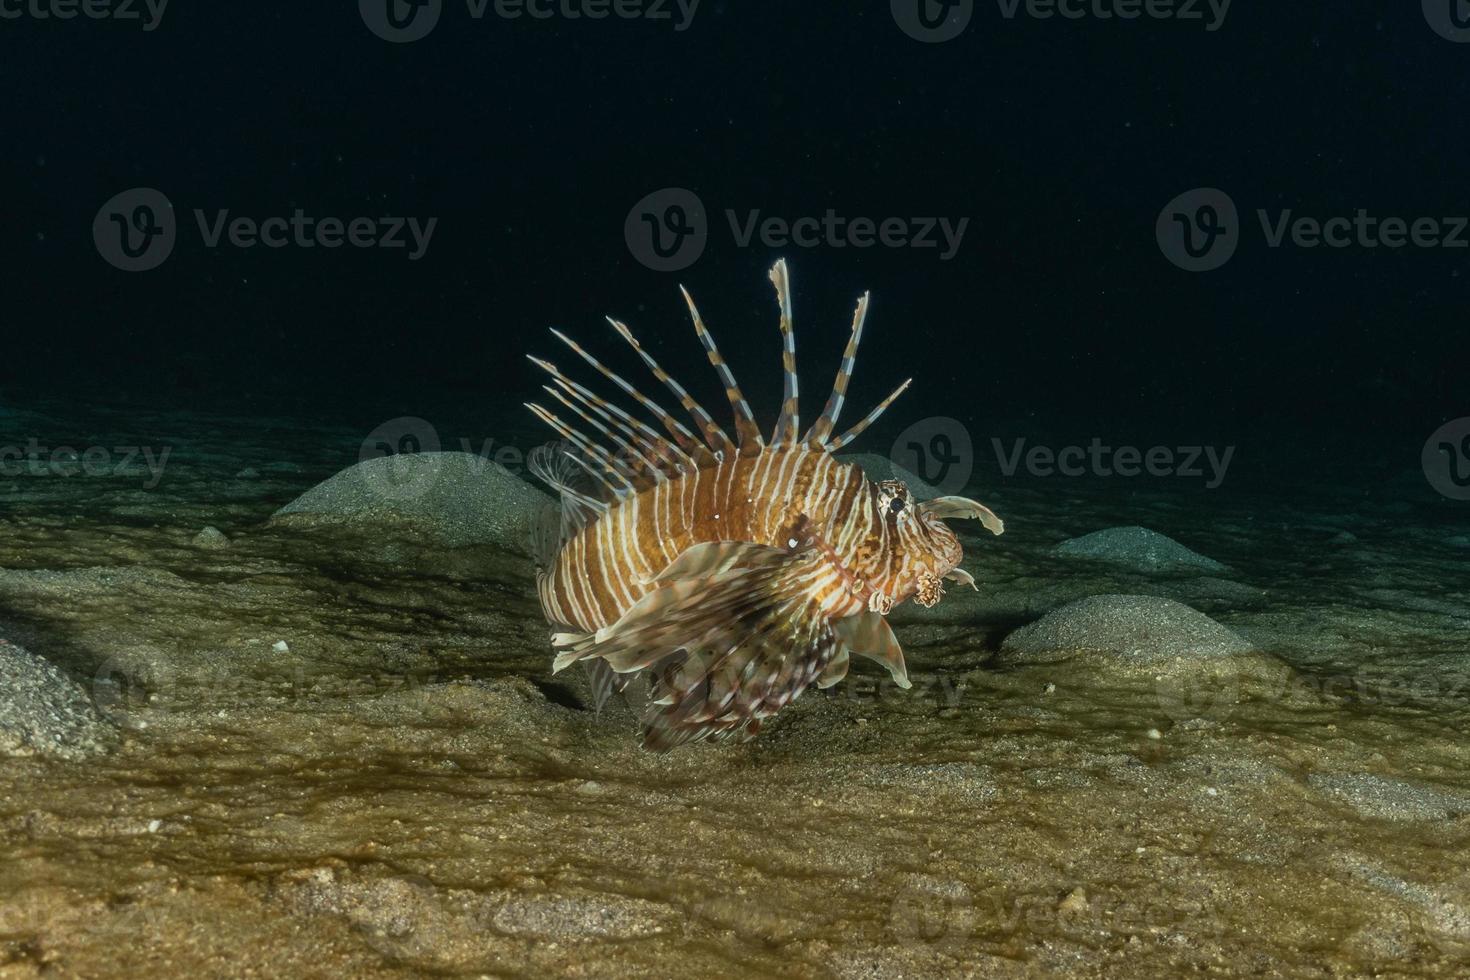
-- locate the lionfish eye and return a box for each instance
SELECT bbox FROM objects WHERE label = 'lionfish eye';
[889,496,906,515]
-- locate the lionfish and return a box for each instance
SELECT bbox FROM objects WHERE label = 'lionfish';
[525,261,1003,751]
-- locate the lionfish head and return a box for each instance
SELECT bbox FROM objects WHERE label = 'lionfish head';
[874,479,1005,609]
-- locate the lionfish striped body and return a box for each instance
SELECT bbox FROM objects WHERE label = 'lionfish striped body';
[526,261,1003,750]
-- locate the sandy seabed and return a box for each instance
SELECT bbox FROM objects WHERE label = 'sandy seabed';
[1,399,1468,979]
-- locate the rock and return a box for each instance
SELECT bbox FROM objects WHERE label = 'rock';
[838,453,940,499]
[192,526,230,549]
[1058,887,1089,914]
[0,639,113,759]
[1000,595,1254,665]
[271,451,552,551]
[235,466,261,479]
[1053,526,1226,574]
[1308,773,1470,822]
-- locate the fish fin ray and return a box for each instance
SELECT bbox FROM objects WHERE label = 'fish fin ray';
[769,259,800,445]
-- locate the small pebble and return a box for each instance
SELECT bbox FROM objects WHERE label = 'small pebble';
[272,640,290,654]
[1146,728,1162,740]
[192,526,230,549]
[1058,887,1089,914]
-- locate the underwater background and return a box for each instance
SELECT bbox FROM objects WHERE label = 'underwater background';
[2,3,1470,977]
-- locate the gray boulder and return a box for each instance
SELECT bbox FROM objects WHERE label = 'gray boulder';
[838,453,940,498]
[0,639,113,759]
[1053,526,1225,574]
[1000,594,1254,665]
[272,451,552,551]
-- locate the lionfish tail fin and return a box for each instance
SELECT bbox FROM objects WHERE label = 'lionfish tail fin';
[551,537,846,752]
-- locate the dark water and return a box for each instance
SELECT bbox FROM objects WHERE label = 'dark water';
[2,5,1470,978]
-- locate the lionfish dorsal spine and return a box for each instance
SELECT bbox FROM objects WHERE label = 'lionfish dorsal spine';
[550,326,703,469]
[770,258,801,445]
[527,259,913,509]
[805,290,870,447]
[597,317,733,455]
[827,376,912,452]
[680,285,764,452]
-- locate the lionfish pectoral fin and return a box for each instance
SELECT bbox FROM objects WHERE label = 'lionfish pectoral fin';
[647,540,789,586]
[550,545,842,751]
[833,610,910,689]
[816,647,850,689]
[945,567,979,591]
[919,496,1005,536]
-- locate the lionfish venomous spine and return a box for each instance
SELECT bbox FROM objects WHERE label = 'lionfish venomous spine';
[526,261,1002,750]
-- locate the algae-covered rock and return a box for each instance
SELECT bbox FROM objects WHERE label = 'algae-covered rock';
[0,639,113,759]
[272,451,552,552]
[1053,526,1226,574]
[1000,594,1253,665]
